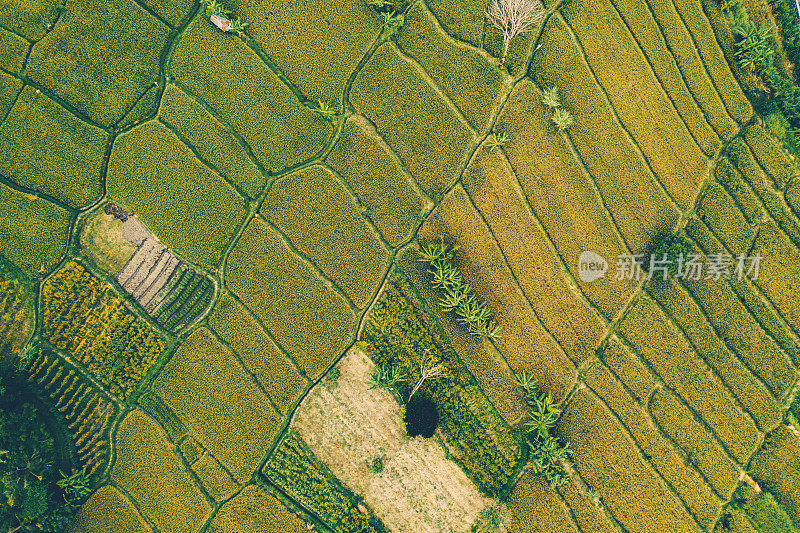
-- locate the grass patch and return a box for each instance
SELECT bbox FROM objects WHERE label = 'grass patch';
[232,0,381,104]
[152,327,282,483]
[208,291,308,414]
[0,254,33,355]
[326,116,425,247]
[749,425,800,525]
[108,121,246,270]
[0,86,107,209]
[69,486,150,533]
[350,42,474,197]
[788,181,800,217]
[140,0,192,26]
[27,0,170,127]
[496,80,635,318]
[531,14,678,254]
[647,276,782,431]
[618,296,760,464]
[111,410,211,533]
[559,388,700,533]
[562,0,709,210]
[0,0,58,40]
[0,182,70,279]
[117,85,160,129]
[207,485,308,533]
[262,165,389,309]
[41,262,166,399]
[741,492,800,533]
[0,28,28,74]
[397,2,507,132]
[159,84,263,199]
[363,281,522,495]
[171,17,330,173]
[585,362,724,528]
[79,209,136,274]
[226,216,357,379]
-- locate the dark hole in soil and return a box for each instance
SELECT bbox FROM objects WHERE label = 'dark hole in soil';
[405,396,438,438]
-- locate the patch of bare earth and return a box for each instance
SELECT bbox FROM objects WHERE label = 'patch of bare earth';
[291,347,491,533]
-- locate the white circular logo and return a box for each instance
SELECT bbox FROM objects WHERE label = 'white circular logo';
[578,251,607,283]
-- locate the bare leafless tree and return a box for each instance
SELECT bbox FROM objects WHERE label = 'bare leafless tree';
[486,0,545,66]
[409,350,448,399]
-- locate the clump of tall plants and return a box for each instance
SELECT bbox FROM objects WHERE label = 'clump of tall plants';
[419,239,502,339]
[541,85,573,131]
[516,372,571,485]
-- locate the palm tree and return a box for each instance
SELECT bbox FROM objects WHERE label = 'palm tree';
[542,86,560,108]
[552,108,573,131]
[486,0,545,66]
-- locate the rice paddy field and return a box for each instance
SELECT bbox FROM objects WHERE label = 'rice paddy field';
[0,0,799,530]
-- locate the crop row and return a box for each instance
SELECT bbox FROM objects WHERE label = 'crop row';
[506,471,579,532]
[262,165,389,309]
[152,327,282,483]
[461,146,608,358]
[744,126,798,189]
[418,185,577,399]
[350,42,474,198]
[584,361,723,527]
[108,121,247,270]
[609,0,722,155]
[226,216,357,379]
[159,84,263,199]
[112,410,211,533]
[0,269,32,352]
[560,388,700,533]
[648,387,741,499]
[495,80,635,318]
[647,275,783,431]
[0,86,107,209]
[599,336,655,402]
[0,28,27,75]
[117,85,160,130]
[207,485,309,533]
[563,0,708,211]
[396,2,506,133]
[670,0,753,124]
[363,282,521,494]
[26,350,115,475]
[26,0,170,127]
[675,231,799,399]
[618,296,760,464]
[531,14,678,254]
[263,432,382,533]
[727,136,800,248]
[207,291,308,413]
[171,17,330,173]
[556,475,620,533]
[146,263,188,314]
[155,269,212,331]
[696,182,756,255]
[40,261,165,399]
[326,117,425,247]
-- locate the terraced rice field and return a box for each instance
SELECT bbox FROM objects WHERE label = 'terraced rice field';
[0,0,799,530]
